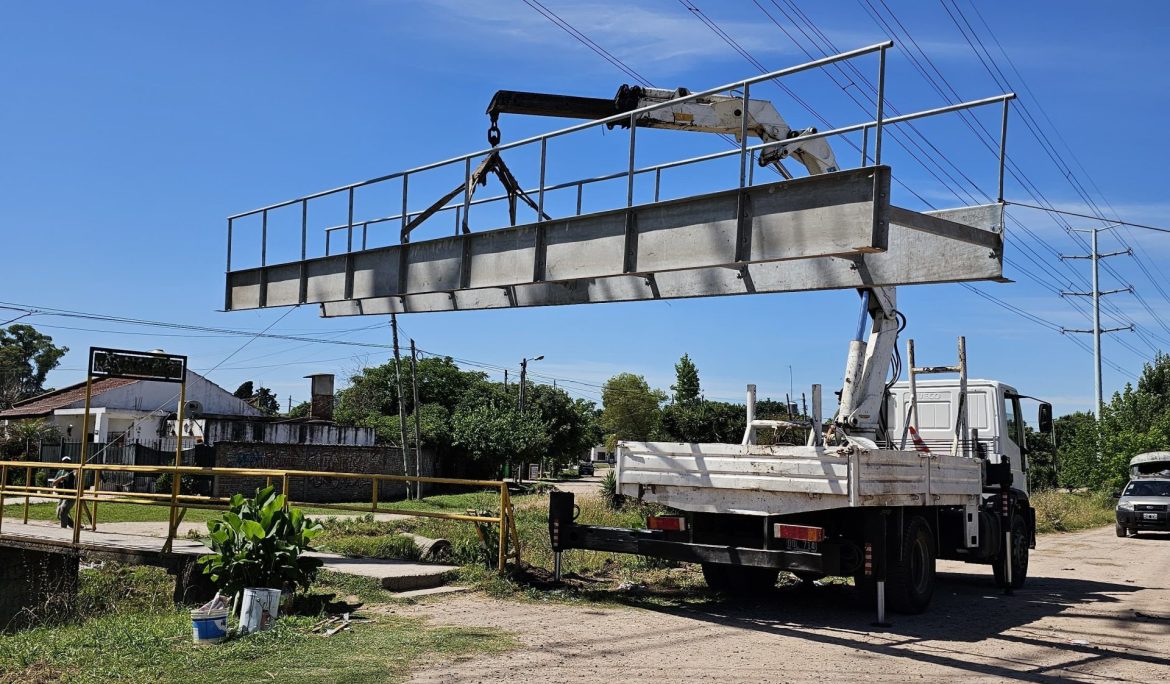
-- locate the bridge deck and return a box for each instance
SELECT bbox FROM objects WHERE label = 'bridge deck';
[0,520,457,591]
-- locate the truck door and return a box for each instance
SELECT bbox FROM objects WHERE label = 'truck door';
[1000,392,1027,491]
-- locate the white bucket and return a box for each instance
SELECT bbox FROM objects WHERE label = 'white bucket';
[191,608,229,645]
[239,587,282,634]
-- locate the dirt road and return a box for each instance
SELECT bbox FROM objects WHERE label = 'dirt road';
[406,526,1170,683]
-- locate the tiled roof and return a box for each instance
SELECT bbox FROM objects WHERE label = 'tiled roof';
[0,378,140,418]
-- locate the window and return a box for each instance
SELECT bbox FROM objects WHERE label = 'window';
[1003,395,1024,448]
[1124,480,1170,497]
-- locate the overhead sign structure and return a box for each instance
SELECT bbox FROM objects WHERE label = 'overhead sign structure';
[90,347,187,383]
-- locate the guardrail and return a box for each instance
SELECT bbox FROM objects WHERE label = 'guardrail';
[0,460,519,572]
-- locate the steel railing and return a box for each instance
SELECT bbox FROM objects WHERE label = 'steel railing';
[0,460,519,572]
[224,41,1015,288]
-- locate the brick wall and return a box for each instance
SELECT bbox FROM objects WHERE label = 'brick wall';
[213,442,435,503]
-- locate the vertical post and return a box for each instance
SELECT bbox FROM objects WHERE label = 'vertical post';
[626,113,637,208]
[401,174,410,235]
[860,125,870,166]
[260,210,268,267]
[518,359,528,413]
[954,336,968,458]
[743,384,757,445]
[226,217,234,272]
[164,380,186,553]
[575,183,583,216]
[903,339,920,450]
[537,138,547,221]
[0,465,6,534]
[1091,228,1103,417]
[347,187,355,253]
[654,169,661,202]
[73,365,95,545]
[391,315,411,499]
[281,474,289,506]
[498,483,508,574]
[738,83,751,189]
[22,465,32,523]
[410,339,422,500]
[372,478,379,512]
[997,98,1010,203]
[300,200,308,261]
[812,384,824,447]
[454,206,461,235]
[461,157,472,233]
[874,46,887,165]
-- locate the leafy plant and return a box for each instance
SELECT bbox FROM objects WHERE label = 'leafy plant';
[198,487,324,599]
[599,470,624,510]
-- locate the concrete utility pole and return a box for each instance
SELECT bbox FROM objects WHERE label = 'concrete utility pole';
[517,355,544,413]
[390,314,411,498]
[410,339,422,500]
[1060,226,1133,418]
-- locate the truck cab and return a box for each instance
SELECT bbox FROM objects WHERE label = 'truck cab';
[887,379,1034,494]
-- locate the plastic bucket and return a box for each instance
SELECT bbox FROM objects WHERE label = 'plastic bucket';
[239,587,282,634]
[191,608,229,645]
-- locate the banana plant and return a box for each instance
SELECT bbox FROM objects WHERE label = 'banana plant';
[198,486,324,599]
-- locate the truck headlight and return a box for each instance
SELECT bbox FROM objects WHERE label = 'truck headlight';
[1117,500,1135,511]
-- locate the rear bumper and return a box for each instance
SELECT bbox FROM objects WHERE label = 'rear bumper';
[553,523,853,574]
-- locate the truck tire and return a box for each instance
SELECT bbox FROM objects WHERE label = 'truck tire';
[993,514,1029,589]
[1115,521,1127,538]
[886,515,936,614]
[701,563,779,594]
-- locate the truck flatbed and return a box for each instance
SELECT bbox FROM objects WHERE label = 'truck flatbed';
[617,441,982,516]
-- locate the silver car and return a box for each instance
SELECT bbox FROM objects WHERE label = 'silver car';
[1116,478,1170,537]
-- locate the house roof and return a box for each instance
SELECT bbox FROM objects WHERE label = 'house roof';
[0,378,140,419]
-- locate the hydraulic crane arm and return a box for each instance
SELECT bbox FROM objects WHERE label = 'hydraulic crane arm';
[486,84,840,177]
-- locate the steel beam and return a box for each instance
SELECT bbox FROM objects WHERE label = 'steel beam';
[227,168,891,311]
[316,203,1002,316]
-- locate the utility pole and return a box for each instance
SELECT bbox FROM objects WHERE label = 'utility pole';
[1060,226,1133,418]
[390,314,411,498]
[410,339,422,500]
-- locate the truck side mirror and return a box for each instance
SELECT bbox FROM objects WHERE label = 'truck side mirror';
[1038,403,1053,434]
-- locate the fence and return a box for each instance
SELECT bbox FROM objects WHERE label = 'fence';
[0,460,520,572]
[38,440,213,493]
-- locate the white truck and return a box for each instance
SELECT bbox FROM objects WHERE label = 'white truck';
[489,83,1052,615]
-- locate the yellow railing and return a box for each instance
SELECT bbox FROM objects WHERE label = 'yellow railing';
[0,460,519,572]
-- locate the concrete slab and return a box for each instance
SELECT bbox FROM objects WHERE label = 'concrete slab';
[0,520,457,593]
[392,585,470,599]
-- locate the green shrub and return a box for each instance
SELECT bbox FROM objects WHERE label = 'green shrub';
[198,486,324,598]
[1031,489,1115,533]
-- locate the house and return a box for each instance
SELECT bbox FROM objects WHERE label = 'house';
[0,370,262,445]
[0,371,374,450]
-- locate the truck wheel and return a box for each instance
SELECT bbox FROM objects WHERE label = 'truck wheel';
[886,515,936,614]
[993,514,1029,589]
[1115,522,1128,538]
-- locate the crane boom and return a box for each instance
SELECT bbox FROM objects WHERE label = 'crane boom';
[487,84,840,177]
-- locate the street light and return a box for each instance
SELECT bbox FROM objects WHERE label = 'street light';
[518,355,544,413]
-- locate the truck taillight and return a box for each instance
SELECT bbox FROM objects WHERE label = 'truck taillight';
[774,524,825,543]
[647,516,687,532]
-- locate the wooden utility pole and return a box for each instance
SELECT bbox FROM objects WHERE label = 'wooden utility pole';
[391,315,411,499]
[410,339,422,500]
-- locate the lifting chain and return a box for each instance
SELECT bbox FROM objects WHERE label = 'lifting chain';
[487,113,502,147]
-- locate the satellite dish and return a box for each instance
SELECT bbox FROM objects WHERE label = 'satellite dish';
[184,400,203,416]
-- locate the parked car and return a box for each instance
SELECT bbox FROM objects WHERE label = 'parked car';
[1116,478,1170,537]
[578,461,595,476]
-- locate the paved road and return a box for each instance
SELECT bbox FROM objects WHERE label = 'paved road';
[406,526,1170,683]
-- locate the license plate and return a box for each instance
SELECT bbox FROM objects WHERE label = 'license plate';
[1143,513,1159,520]
[784,539,818,552]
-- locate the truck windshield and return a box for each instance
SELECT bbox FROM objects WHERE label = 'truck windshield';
[1123,481,1170,497]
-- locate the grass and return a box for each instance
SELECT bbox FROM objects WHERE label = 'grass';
[1031,489,1116,533]
[0,564,515,684]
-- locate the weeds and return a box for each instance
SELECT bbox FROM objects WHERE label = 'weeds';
[1031,489,1115,533]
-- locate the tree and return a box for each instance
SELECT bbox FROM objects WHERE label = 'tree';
[451,403,549,473]
[661,400,745,443]
[232,380,279,415]
[287,401,311,418]
[2,418,60,458]
[671,354,701,404]
[600,373,666,443]
[233,381,254,400]
[0,325,67,409]
[524,383,601,469]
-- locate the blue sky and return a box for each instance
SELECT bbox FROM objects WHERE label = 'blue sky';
[2,1,1168,417]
